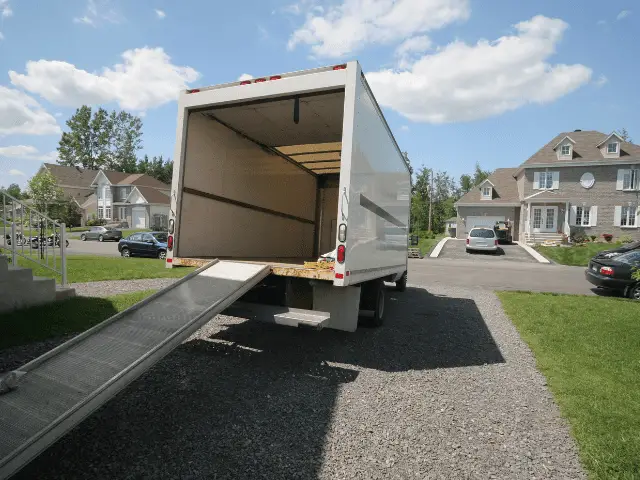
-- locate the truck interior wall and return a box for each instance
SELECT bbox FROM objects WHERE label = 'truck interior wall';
[178,113,317,259]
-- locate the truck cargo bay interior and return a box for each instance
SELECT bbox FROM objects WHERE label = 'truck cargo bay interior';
[178,89,345,266]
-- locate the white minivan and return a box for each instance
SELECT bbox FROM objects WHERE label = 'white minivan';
[466,227,498,253]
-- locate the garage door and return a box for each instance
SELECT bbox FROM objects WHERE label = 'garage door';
[466,216,504,229]
[132,208,146,228]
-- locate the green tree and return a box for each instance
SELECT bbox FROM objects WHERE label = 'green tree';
[27,170,63,215]
[2,183,24,199]
[618,127,632,143]
[49,199,82,227]
[459,174,473,194]
[472,162,492,187]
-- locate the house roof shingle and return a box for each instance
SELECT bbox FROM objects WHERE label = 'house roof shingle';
[44,163,99,187]
[521,130,640,166]
[100,170,168,189]
[456,168,520,204]
[134,186,170,204]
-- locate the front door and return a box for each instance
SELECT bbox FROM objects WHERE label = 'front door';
[532,206,558,233]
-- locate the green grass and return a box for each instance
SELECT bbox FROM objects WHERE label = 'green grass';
[536,242,621,266]
[498,291,640,479]
[0,251,194,283]
[416,234,446,255]
[0,290,156,350]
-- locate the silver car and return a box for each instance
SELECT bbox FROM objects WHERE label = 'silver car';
[466,227,498,253]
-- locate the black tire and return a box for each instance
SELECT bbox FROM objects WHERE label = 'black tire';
[628,283,640,301]
[361,279,386,327]
[65,240,69,248]
[80,234,86,241]
[395,271,407,292]
[158,249,167,260]
[121,247,131,258]
[98,235,104,242]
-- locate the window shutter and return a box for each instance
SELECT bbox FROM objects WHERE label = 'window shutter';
[552,171,560,190]
[614,206,622,226]
[590,206,598,226]
[569,205,577,226]
[533,172,540,190]
[616,170,625,190]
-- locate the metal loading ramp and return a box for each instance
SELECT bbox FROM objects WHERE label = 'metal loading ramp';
[0,260,270,479]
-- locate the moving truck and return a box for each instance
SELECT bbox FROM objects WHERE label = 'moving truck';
[166,61,411,332]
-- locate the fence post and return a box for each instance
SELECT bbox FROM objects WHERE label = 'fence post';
[60,223,67,287]
[10,222,17,267]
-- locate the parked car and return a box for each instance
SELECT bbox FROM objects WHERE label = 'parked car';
[466,227,499,253]
[585,250,640,300]
[593,240,640,260]
[80,226,122,242]
[118,232,168,259]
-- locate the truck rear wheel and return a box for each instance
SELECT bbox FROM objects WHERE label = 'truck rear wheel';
[360,279,386,327]
[395,271,407,292]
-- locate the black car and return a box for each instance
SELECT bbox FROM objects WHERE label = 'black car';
[118,232,168,259]
[593,241,640,260]
[585,250,640,300]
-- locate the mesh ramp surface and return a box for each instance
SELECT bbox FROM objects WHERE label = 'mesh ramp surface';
[0,260,269,479]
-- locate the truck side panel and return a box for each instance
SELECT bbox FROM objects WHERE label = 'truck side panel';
[336,66,410,286]
[176,113,316,259]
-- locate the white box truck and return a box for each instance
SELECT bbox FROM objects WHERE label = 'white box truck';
[166,60,411,332]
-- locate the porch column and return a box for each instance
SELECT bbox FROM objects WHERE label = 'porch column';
[564,201,570,236]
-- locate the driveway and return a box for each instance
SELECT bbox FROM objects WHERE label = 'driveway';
[439,239,538,263]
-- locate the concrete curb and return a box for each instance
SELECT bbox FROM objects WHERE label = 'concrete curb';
[429,237,451,258]
[515,241,551,264]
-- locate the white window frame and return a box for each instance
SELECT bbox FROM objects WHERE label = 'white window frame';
[97,187,103,199]
[481,186,492,199]
[97,206,104,219]
[607,142,618,154]
[540,171,553,189]
[621,206,637,227]
[561,145,571,155]
[105,206,112,220]
[622,169,639,191]
[575,206,591,227]
[119,207,126,220]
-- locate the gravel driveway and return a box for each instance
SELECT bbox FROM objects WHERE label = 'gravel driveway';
[70,278,178,297]
[8,284,584,479]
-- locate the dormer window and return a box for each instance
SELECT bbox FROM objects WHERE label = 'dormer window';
[481,186,492,199]
[607,142,618,154]
[561,145,571,156]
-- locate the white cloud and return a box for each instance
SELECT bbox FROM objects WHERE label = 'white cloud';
[594,74,608,87]
[366,15,592,124]
[400,125,409,131]
[73,0,122,27]
[1,4,12,18]
[617,10,631,20]
[9,47,200,111]
[238,73,254,81]
[597,19,607,26]
[9,169,26,176]
[155,9,166,19]
[0,145,58,161]
[54,112,63,117]
[0,86,61,136]
[288,0,470,57]
[395,35,432,67]
[0,32,4,40]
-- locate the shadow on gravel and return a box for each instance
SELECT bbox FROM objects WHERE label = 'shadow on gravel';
[14,286,503,480]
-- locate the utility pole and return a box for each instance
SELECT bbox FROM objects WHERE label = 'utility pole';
[428,168,433,232]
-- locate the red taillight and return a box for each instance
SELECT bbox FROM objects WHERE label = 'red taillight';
[600,266,614,276]
[240,80,251,85]
[187,89,200,94]
[337,244,345,263]
[466,238,469,245]
[333,64,347,70]
[167,235,173,251]
[254,78,266,83]
[495,239,499,246]
[167,258,172,263]
[335,273,344,279]
[269,75,281,80]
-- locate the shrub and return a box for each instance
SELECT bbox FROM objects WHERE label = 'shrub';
[570,227,587,244]
[86,217,107,227]
[590,235,597,242]
[620,235,634,244]
[602,233,614,243]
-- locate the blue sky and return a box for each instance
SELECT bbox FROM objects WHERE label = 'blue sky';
[1,0,638,188]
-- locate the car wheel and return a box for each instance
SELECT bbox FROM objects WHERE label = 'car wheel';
[395,271,407,292]
[628,283,640,301]
[360,279,386,327]
[98,235,104,242]
[80,234,86,241]
[121,247,131,258]
[158,250,167,260]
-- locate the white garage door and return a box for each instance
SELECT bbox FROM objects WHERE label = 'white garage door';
[132,208,146,228]
[466,216,504,229]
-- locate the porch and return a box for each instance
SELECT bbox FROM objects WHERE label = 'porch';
[522,201,569,245]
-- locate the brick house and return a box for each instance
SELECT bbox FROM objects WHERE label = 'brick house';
[455,130,640,244]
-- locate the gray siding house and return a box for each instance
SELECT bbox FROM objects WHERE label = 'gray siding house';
[455,130,640,244]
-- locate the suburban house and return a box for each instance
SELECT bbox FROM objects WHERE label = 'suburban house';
[455,130,640,244]
[40,164,170,229]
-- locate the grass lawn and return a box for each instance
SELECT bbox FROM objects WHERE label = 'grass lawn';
[416,234,446,255]
[498,291,640,479]
[0,250,195,283]
[0,290,155,350]
[536,242,621,266]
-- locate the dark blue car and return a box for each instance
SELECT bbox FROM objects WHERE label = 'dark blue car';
[118,231,168,260]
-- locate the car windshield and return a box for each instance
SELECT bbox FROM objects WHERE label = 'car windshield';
[615,251,640,265]
[470,229,495,238]
[153,233,168,242]
[105,227,115,231]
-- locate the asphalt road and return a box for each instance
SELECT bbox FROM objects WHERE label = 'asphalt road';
[439,239,537,263]
[0,238,121,257]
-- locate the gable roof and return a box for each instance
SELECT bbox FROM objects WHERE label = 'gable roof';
[521,130,640,167]
[478,178,494,187]
[43,163,99,188]
[455,168,519,205]
[130,186,170,204]
[100,170,169,189]
[595,131,625,147]
[552,135,576,150]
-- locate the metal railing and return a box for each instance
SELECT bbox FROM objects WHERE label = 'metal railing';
[1,192,67,287]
